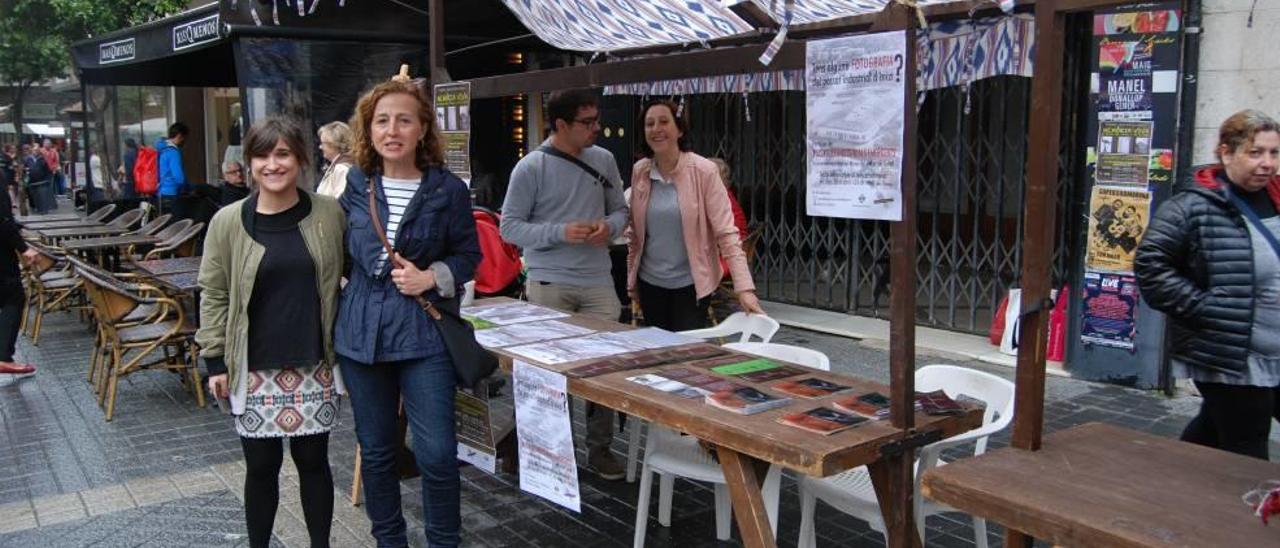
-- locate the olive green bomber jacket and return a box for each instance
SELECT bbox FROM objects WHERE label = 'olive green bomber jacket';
[195,191,346,414]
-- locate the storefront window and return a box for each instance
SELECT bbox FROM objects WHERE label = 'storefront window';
[235,37,427,187]
[83,85,173,197]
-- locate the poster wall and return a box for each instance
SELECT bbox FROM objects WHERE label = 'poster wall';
[1069,2,1183,385]
[805,31,907,221]
[434,81,471,184]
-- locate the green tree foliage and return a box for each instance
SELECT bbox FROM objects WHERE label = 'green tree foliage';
[0,0,185,144]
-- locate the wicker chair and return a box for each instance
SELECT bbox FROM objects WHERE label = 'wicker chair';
[142,222,204,261]
[129,214,173,236]
[105,208,144,230]
[124,219,192,261]
[86,204,117,222]
[72,257,202,421]
[21,244,82,345]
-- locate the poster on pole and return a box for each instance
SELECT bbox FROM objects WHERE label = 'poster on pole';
[1095,120,1153,185]
[1081,271,1139,350]
[1086,186,1151,273]
[805,31,907,221]
[513,360,580,512]
[433,81,471,185]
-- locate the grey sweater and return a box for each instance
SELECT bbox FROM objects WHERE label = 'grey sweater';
[500,140,628,286]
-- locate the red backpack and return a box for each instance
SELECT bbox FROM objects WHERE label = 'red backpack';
[472,209,522,295]
[133,146,158,195]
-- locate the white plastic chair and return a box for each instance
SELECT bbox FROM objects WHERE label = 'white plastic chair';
[625,313,784,482]
[795,364,1015,548]
[633,343,830,548]
[679,312,781,343]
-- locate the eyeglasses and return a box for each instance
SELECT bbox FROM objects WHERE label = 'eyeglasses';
[572,116,600,127]
[224,169,242,175]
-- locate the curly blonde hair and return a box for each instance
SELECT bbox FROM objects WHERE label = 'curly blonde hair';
[349,78,444,174]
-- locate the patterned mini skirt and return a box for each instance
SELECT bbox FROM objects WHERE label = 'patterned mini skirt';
[235,363,340,439]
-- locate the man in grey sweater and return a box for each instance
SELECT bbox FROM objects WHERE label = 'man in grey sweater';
[501,89,629,480]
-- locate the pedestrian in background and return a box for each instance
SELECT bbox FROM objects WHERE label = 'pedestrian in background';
[1136,109,1280,459]
[338,74,479,548]
[156,122,190,217]
[197,116,346,548]
[316,121,353,198]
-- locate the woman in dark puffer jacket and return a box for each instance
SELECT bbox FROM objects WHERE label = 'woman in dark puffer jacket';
[1135,109,1280,459]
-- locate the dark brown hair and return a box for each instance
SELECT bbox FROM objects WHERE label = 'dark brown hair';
[242,116,311,174]
[1218,109,1280,160]
[350,78,443,174]
[545,89,598,132]
[638,99,691,158]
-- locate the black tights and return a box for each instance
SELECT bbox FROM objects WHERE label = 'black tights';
[1181,381,1280,460]
[241,433,333,548]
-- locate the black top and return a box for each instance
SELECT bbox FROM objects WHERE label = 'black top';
[1219,170,1278,218]
[221,182,250,207]
[245,193,323,372]
[0,188,28,288]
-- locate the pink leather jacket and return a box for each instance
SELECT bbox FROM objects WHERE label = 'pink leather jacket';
[626,152,755,299]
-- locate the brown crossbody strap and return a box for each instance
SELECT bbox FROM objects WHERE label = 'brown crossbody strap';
[366,176,442,320]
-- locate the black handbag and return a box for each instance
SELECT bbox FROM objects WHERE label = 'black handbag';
[366,175,497,388]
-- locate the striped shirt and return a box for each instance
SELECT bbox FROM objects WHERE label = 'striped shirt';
[374,176,421,274]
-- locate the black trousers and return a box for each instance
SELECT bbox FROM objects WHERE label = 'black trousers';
[0,283,23,362]
[241,433,333,548]
[637,279,709,332]
[1181,381,1280,460]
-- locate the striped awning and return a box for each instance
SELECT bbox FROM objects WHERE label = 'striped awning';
[499,1,1003,53]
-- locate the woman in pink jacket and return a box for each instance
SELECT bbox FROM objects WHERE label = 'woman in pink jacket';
[627,99,764,331]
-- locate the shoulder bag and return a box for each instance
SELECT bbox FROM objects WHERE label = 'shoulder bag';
[366,175,497,388]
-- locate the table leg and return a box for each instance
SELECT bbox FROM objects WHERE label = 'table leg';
[1004,529,1034,547]
[868,453,923,548]
[717,446,776,548]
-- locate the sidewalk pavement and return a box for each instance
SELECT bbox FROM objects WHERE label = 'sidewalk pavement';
[0,302,1253,547]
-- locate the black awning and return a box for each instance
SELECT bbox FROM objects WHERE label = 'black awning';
[71,3,235,87]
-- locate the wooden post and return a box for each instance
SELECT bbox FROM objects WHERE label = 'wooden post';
[872,3,920,547]
[1006,1,1066,545]
[428,0,451,84]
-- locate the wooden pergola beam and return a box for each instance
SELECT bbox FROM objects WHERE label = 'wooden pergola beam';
[469,41,806,99]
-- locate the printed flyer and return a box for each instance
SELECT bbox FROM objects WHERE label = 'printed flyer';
[1081,271,1140,350]
[805,31,907,221]
[1096,120,1153,185]
[513,361,580,512]
[1086,186,1151,273]
[434,81,471,184]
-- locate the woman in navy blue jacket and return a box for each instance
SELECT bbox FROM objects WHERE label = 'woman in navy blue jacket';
[337,75,480,548]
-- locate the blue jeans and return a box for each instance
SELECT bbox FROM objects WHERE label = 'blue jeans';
[340,352,460,548]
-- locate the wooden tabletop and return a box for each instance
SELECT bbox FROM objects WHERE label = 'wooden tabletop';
[60,235,158,251]
[133,256,203,276]
[151,271,199,293]
[37,226,130,240]
[20,219,102,229]
[921,422,1280,547]
[17,213,82,223]
[474,299,981,477]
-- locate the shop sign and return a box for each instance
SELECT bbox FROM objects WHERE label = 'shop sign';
[173,14,220,51]
[98,38,136,64]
